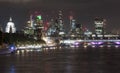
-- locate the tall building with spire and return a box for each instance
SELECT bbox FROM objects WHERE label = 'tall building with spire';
[5,17,16,33]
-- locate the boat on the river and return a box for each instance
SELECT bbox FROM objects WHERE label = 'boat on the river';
[0,44,16,54]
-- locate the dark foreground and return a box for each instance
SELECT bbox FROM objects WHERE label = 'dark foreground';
[0,47,120,73]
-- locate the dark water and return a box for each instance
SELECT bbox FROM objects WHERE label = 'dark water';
[0,47,120,73]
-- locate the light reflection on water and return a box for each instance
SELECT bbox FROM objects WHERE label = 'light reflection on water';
[0,47,120,73]
[10,65,15,73]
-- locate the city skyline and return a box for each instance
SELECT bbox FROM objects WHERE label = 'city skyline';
[0,0,120,33]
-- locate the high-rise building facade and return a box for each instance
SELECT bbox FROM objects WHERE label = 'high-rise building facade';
[47,19,56,36]
[25,11,44,40]
[57,11,65,35]
[69,15,76,32]
[94,17,104,35]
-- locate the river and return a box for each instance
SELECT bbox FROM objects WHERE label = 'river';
[0,47,120,73]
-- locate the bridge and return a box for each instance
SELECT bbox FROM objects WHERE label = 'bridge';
[60,39,120,44]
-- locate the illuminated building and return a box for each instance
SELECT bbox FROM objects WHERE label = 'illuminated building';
[34,14,44,40]
[24,27,34,36]
[58,11,63,30]
[47,19,56,36]
[69,15,76,32]
[75,23,83,38]
[69,15,83,38]
[94,17,105,35]
[24,16,34,35]
[5,17,16,33]
[30,14,34,28]
[47,11,65,37]
[58,11,65,36]
[84,29,92,37]
[44,22,49,32]
[24,12,44,40]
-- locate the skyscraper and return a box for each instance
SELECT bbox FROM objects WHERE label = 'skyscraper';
[58,10,65,35]
[69,15,76,32]
[94,17,105,35]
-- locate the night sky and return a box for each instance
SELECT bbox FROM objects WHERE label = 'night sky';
[0,0,120,32]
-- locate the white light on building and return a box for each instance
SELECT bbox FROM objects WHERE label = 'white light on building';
[94,17,104,35]
[5,17,16,33]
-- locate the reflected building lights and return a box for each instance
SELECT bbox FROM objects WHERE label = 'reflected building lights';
[10,65,16,73]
